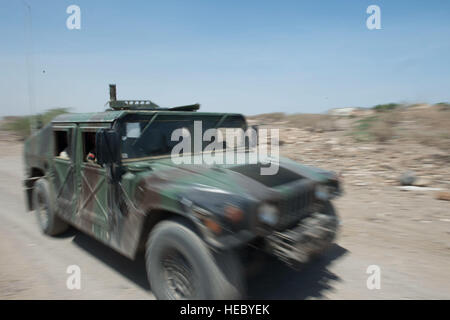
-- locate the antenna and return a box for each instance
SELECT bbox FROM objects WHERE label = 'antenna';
[109,84,117,101]
[22,1,36,134]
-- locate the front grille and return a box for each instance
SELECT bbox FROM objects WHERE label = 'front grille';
[276,187,315,230]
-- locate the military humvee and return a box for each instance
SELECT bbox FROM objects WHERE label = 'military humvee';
[23,85,341,299]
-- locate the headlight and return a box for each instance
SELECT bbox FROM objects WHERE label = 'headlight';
[257,203,279,226]
[315,185,330,200]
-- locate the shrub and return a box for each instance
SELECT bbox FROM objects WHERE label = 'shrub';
[373,103,400,112]
[369,120,394,142]
[351,115,395,143]
[434,102,450,111]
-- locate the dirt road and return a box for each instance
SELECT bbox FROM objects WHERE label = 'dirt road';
[0,141,449,299]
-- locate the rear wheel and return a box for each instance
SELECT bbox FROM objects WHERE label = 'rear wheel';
[33,178,68,236]
[145,218,244,300]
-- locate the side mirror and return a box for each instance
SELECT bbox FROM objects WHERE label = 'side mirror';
[95,129,120,166]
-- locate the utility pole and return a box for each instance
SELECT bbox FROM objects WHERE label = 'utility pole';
[22,1,36,134]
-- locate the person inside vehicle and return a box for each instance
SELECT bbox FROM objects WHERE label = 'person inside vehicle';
[85,132,97,164]
[86,151,96,163]
[59,148,69,160]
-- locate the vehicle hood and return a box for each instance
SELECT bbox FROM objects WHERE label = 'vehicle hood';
[126,151,336,206]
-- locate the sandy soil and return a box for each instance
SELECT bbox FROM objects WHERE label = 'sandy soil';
[0,138,449,299]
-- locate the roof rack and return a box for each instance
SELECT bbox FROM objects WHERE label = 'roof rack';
[107,84,200,111]
[109,100,160,110]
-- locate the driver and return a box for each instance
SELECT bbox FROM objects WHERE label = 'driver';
[86,133,97,164]
[86,151,96,163]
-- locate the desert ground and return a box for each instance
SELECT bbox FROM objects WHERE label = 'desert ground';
[0,105,449,299]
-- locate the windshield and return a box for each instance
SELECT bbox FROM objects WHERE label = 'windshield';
[118,113,249,160]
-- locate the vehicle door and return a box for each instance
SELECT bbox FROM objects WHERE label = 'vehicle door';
[77,125,112,231]
[51,125,78,221]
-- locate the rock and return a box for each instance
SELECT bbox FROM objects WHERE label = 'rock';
[326,138,339,145]
[400,171,416,186]
[436,191,450,201]
[397,186,442,191]
[379,164,394,170]
[413,177,431,187]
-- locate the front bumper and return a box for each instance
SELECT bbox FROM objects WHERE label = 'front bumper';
[265,211,338,268]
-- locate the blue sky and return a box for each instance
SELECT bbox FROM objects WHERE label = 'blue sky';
[1,0,449,116]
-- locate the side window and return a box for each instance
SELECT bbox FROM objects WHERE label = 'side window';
[54,130,71,160]
[82,131,97,164]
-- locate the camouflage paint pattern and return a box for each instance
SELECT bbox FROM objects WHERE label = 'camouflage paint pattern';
[23,109,341,260]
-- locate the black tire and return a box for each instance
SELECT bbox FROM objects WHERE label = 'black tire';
[145,218,244,300]
[322,199,338,217]
[33,178,68,236]
[320,200,339,231]
[308,200,339,260]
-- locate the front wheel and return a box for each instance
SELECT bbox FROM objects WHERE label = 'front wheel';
[145,218,244,300]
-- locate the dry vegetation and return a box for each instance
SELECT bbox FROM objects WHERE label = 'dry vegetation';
[248,104,450,152]
[399,107,450,152]
[248,113,340,133]
[247,103,450,195]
